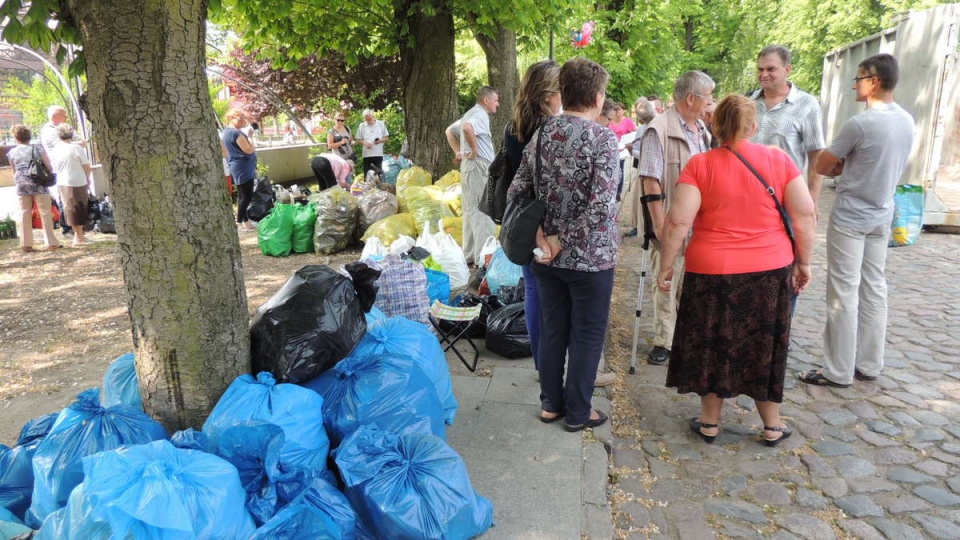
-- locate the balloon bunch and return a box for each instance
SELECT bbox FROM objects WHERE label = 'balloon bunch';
[570,21,594,48]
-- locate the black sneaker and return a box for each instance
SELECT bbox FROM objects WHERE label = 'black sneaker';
[648,346,670,365]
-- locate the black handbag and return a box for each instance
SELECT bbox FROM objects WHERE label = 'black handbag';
[725,147,796,248]
[480,125,513,223]
[28,144,56,187]
[499,127,546,265]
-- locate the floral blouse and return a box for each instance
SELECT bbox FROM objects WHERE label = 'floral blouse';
[507,114,620,272]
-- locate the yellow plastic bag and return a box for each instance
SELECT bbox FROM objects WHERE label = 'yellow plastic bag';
[434,170,461,189]
[442,216,463,246]
[361,212,418,247]
[396,166,433,192]
[406,186,454,235]
[442,184,462,217]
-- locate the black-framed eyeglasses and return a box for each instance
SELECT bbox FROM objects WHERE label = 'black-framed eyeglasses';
[852,75,876,83]
[336,118,344,122]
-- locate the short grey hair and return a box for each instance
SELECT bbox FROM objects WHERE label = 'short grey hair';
[362,109,374,118]
[673,71,715,102]
[47,105,66,121]
[759,45,791,65]
[633,97,656,124]
[55,123,75,141]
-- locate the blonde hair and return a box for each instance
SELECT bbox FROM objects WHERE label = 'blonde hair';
[712,94,757,144]
[225,109,249,126]
[512,60,560,143]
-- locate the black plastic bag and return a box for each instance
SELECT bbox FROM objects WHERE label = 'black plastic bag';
[485,303,531,359]
[251,265,367,384]
[247,177,276,222]
[498,278,525,305]
[437,294,502,339]
[344,262,381,313]
[97,197,116,234]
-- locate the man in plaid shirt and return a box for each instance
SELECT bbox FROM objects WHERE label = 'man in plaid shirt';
[750,45,826,214]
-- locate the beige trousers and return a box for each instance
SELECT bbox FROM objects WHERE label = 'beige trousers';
[18,193,59,248]
[649,244,685,349]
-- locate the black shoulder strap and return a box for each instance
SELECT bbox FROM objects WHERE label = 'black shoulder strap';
[725,146,795,244]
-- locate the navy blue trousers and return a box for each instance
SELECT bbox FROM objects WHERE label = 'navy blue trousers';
[531,264,614,425]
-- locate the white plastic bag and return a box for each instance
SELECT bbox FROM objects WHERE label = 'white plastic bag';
[479,236,500,268]
[361,236,388,261]
[389,235,416,256]
[433,233,470,290]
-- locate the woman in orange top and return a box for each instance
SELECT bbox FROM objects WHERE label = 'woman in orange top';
[656,94,816,447]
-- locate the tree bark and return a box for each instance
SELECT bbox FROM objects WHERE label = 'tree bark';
[65,0,251,431]
[474,25,519,150]
[395,0,460,177]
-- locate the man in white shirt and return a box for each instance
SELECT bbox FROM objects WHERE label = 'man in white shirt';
[356,109,390,177]
[456,86,499,265]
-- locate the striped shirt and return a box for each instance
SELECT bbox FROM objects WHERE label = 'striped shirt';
[637,117,709,181]
[750,83,825,175]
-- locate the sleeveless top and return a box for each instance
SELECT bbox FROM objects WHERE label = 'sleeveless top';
[221,127,257,184]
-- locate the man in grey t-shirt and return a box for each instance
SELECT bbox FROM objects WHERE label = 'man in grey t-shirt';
[799,53,915,388]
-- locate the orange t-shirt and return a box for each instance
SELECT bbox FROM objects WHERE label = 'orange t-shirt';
[677,141,801,275]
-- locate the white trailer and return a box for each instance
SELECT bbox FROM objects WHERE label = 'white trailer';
[820,3,960,227]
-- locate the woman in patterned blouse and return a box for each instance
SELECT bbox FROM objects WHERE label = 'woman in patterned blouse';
[507,57,620,432]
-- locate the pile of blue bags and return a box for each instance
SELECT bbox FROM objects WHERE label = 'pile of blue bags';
[0,263,494,539]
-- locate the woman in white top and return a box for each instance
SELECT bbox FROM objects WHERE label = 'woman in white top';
[49,124,92,246]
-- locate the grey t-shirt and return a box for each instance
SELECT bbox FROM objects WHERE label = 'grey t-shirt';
[827,102,915,229]
[460,103,494,162]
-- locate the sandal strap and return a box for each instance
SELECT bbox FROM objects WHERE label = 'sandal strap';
[763,425,785,432]
[699,422,718,429]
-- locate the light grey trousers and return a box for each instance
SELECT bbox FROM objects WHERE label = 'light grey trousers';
[822,220,890,384]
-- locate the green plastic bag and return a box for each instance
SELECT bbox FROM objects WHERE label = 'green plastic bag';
[258,204,295,257]
[292,203,318,253]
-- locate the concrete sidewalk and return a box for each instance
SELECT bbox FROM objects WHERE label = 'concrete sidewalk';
[446,361,614,539]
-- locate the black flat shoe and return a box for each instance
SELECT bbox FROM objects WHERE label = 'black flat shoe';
[563,410,607,432]
[539,411,565,424]
[798,370,850,388]
[689,417,718,444]
[647,346,670,366]
[854,369,877,381]
[762,425,793,447]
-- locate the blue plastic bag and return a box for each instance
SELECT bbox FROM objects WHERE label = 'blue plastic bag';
[335,425,494,540]
[217,421,284,526]
[1,413,56,521]
[170,428,211,452]
[17,413,57,446]
[365,305,387,326]
[0,507,31,539]
[27,388,168,527]
[80,439,256,540]
[347,316,458,425]
[250,476,357,540]
[485,247,522,294]
[101,353,142,409]
[34,484,112,540]
[303,353,445,447]
[424,268,451,306]
[890,184,924,247]
[202,372,330,472]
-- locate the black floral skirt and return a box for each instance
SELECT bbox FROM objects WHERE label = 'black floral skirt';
[665,265,792,403]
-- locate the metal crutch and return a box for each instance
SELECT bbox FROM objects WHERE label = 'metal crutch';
[629,189,663,374]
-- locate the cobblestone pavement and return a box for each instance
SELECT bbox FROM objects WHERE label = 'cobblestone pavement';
[604,188,960,539]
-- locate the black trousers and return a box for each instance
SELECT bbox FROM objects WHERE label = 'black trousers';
[530,264,614,425]
[311,156,338,190]
[362,156,384,178]
[235,180,254,223]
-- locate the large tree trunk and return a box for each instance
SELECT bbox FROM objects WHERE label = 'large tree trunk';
[474,25,519,150]
[66,0,250,431]
[395,0,460,177]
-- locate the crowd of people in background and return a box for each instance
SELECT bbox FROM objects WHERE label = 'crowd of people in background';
[489,47,915,442]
